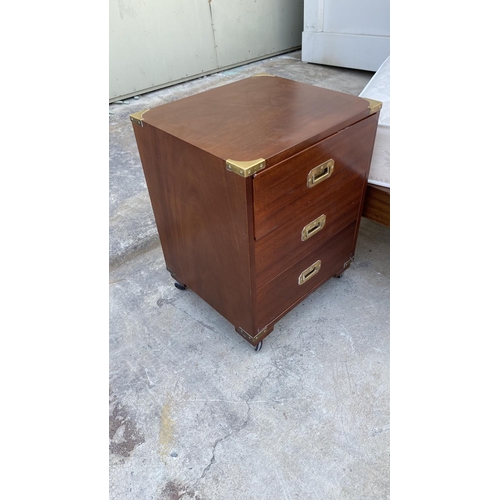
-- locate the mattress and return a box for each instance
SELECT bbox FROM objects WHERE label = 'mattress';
[359,56,390,188]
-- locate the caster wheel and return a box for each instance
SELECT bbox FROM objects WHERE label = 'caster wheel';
[334,273,343,279]
[174,282,186,290]
[254,341,263,352]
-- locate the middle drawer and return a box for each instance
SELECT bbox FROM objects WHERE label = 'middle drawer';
[255,175,364,289]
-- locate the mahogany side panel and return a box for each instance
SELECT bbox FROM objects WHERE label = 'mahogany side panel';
[131,122,173,263]
[134,124,256,335]
[349,112,380,258]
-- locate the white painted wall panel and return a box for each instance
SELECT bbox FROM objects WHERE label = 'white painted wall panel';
[110,0,303,102]
[210,0,303,68]
[110,0,217,100]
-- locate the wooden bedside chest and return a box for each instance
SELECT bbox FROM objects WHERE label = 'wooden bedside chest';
[130,75,381,351]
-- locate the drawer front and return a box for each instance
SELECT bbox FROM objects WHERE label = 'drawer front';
[256,222,357,329]
[253,113,377,240]
[255,175,364,288]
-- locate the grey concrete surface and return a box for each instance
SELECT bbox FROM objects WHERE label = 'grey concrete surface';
[109,50,389,499]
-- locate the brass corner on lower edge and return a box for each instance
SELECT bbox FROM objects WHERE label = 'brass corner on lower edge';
[237,326,268,343]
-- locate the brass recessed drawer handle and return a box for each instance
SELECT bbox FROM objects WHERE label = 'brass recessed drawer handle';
[298,260,322,285]
[301,214,326,241]
[307,159,334,188]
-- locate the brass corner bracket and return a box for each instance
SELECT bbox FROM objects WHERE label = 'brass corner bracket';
[363,98,383,115]
[252,73,275,77]
[237,326,269,343]
[226,158,266,178]
[130,109,150,127]
[343,256,355,268]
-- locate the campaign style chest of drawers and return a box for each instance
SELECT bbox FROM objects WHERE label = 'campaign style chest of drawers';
[131,75,381,350]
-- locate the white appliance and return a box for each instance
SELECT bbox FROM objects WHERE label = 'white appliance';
[302,0,390,71]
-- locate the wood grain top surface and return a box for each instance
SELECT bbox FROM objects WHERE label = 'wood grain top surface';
[142,76,371,165]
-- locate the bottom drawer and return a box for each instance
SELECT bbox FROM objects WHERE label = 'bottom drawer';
[256,221,357,329]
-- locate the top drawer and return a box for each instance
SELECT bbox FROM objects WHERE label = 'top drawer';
[253,113,378,240]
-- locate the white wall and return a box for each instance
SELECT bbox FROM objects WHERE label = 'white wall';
[110,0,303,102]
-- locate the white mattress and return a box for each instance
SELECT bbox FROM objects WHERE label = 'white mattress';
[359,56,390,188]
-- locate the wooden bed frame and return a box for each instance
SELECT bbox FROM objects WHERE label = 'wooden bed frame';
[358,56,390,229]
[362,184,390,227]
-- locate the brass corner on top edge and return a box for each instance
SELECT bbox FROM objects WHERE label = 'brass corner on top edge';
[130,109,150,127]
[226,158,266,178]
[363,98,383,115]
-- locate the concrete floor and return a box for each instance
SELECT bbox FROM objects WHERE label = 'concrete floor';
[109,51,390,499]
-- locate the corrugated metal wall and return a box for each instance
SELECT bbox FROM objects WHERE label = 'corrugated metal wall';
[110,0,303,102]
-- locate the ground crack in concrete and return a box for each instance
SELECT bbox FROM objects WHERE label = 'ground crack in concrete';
[197,401,252,483]
[195,366,276,484]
